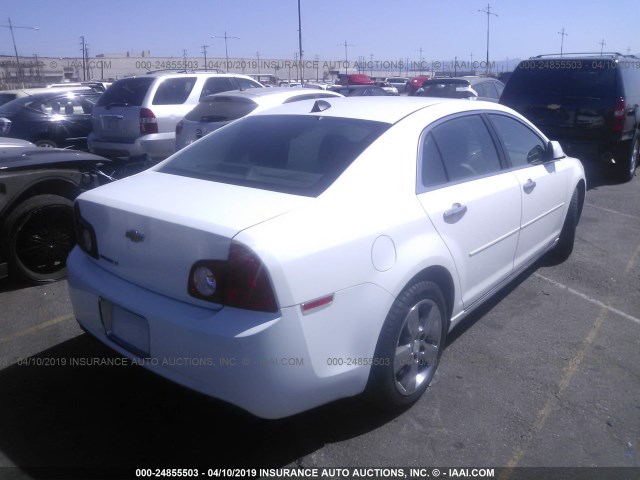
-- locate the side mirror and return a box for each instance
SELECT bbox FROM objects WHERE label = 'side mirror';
[547,140,566,161]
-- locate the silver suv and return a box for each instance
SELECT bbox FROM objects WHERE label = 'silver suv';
[87,72,263,161]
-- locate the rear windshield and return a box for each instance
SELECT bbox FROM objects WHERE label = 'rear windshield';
[505,60,616,99]
[184,96,258,122]
[96,77,154,107]
[160,114,390,196]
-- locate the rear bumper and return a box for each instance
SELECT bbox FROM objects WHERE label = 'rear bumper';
[67,248,392,418]
[88,132,175,161]
[559,139,629,164]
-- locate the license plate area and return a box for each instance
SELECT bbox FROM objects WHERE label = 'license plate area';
[101,115,122,131]
[99,298,150,358]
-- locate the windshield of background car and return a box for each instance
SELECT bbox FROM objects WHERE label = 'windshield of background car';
[159,115,390,196]
[507,60,616,99]
[184,96,258,122]
[95,77,155,107]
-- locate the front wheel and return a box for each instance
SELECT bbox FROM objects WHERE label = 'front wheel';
[366,280,448,410]
[3,194,75,283]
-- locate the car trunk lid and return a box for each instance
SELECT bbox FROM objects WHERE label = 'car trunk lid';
[76,170,309,306]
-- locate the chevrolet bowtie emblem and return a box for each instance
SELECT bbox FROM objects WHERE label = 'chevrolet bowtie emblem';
[546,104,561,110]
[125,229,145,243]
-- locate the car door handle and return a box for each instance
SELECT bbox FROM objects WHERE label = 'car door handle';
[523,179,536,194]
[443,203,467,223]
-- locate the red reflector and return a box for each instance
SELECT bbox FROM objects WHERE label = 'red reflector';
[301,294,334,314]
[613,97,625,133]
[140,108,158,135]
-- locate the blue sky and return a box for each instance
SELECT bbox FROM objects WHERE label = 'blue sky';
[2,0,638,65]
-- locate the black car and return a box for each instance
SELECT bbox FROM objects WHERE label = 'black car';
[416,77,504,102]
[0,144,112,283]
[500,53,640,181]
[0,90,102,149]
[328,85,390,96]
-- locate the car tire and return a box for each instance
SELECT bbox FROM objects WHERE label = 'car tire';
[366,280,448,410]
[34,139,58,148]
[617,134,638,182]
[3,194,75,283]
[547,188,579,264]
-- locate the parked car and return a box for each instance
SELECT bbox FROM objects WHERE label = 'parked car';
[416,77,504,102]
[374,79,399,96]
[328,85,391,96]
[500,53,640,181]
[175,87,343,151]
[68,96,585,419]
[0,145,111,283]
[87,72,264,162]
[407,75,431,96]
[335,74,375,86]
[0,90,102,149]
[385,77,410,94]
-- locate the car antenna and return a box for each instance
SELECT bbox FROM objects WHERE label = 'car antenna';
[311,100,331,113]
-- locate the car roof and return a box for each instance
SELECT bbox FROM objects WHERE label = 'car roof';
[140,72,257,80]
[250,96,515,124]
[202,87,341,103]
[7,90,100,102]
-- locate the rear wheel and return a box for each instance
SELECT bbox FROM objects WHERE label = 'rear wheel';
[3,194,75,283]
[547,188,579,263]
[366,280,447,410]
[616,134,638,182]
[34,139,58,148]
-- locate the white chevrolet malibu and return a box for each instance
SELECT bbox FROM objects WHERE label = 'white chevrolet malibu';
[68,97,586,418]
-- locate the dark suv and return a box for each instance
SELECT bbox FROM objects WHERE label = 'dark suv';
[500,53,640,181]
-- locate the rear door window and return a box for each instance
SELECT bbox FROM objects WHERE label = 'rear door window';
[152,77,197,105]
[429,115,502,182]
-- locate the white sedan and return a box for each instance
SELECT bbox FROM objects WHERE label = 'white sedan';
[68,97,586,419]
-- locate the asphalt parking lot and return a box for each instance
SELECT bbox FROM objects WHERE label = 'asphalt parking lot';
[0,162,638,479]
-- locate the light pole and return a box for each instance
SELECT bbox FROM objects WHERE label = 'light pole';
[212,31,239,72]
[1,17,38,85]
[201,45,209,71]
[478,4,497,75]
[297,0,304,82]
[599,39,606,55]
[338,40,354,74]
[558,27,568,56]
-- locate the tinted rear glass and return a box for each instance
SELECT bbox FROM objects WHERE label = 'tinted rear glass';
[96,77,154,107]
[160,115,390,196]
[184,97,257,122]
[506,60,616,99]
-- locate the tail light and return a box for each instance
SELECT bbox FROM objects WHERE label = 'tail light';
[175,120,183,135]
[613,96,626,133]
[188,242,278,313]
[0,117,11,134]
[74,202,99,259]
[139,108,158,135]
